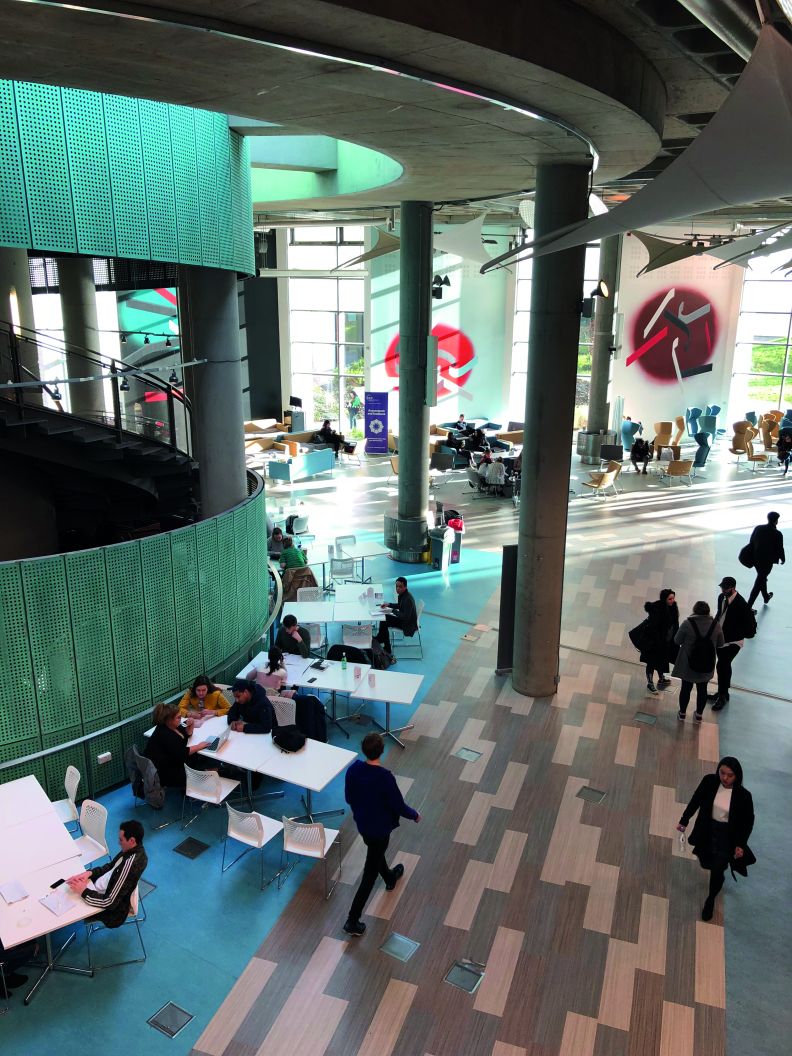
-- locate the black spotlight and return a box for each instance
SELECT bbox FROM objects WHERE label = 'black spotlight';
[144,334,150,344]
[120,376,130,392]
[51,386,62,402]
[120,332,127,344]
[432,274,451,300]
[168,370,178,384]
[165,337,172,347]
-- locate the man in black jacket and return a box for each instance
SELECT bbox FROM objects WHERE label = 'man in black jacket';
[374,577,418,663]
[275,615,312,658]
[227,678,274,734]
[708,576,756,711]
[67,819,148,928]
[747,511,785,610]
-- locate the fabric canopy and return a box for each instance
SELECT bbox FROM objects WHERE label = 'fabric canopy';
[334,227,400,270]
[433,214,494,265]
[482,25,792,271]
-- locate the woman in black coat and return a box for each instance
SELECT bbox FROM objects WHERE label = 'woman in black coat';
[676,756,755,921]
[640,587,679,693]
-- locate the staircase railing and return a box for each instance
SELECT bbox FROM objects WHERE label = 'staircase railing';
[0,321,192,455]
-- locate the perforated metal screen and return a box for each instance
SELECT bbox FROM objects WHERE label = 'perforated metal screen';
[0,80,30,247]
[62,88,116,256]
[65,550,118,725]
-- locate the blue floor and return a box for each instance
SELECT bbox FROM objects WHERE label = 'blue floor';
[3,542,495,1056]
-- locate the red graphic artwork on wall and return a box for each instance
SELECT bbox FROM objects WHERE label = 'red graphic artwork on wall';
[628,286,718,384]
[385,323,476,399]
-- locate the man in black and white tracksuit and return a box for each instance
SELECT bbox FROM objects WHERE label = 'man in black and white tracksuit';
[67,819,148,926]
[708,576,756,711]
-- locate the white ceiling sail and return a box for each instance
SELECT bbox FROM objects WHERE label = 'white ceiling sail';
[631,231,712,275]
[482,25,792,272]
[710,224,792,268]
[333,227,400,270]
[433,214,494,265]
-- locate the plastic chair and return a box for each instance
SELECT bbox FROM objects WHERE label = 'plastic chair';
[390,598,425,659]
[659,459,693,486]
[84,884,147,973]
[328,558,355,591]
[581,467,619,499]
[620,420,642,452]
[221,805,284,888]
[304,622,327,656]
[745,438,769,472]
[686,407,703,438]
[292,515,310,534]
[387,456,399,483]
[342,623,374,651]
[297,586,323,602]
[692,432,711,474]
[278,817,341,899]
[745,410,758,427]
[181,765,240,830]
[729,421,752,463]
[53,765,81,832]
[269,694,297,728]
[671,416,685,446]
[73,800,111,867]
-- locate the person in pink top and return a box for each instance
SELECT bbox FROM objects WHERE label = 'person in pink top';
[250,646,296,698]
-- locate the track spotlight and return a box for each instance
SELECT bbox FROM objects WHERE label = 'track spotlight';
[165,337,172,347]
[168,370,178,384]
[432,274,451,300]
[144,334,150,344]
[119,376,130,392]
[591,279,609,299]
[51,387,62,402]
[120,332,127,344]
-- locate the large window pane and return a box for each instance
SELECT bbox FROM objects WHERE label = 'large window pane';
[513,312,530,342]
[290,310,337,343]
[342,311,364,344]
[291,342,336,373]
[746,374,783,407]
[291,225,338,244]
[741,281,792,313]
[515,282,532,310]
[287,244,339,270]
[311,374,340,423]
[289,278,338,311]
[338,280,364,312]
[736,312,789,345]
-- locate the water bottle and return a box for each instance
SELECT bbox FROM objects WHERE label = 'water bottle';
[341,652,347,672]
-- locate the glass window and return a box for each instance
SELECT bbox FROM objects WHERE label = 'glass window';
[740,281,792,313]
[289,311,337,343]
[287,244,340,270]
[736,312,789,345]
[338,280,364,312]
[746,374,784,406]
[290,225,339,244]
[289,279,338,312]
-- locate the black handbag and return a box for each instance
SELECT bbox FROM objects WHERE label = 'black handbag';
[272,725,306,753]
[738,543,754,569]
[628,620,649,651]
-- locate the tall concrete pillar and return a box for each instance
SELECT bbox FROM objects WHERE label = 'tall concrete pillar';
[0,246,41,404]
[513,163,591,697]
[178,266,247,517]
[393,201,432,559]
[586,235,621,434]
[58,255,105,417]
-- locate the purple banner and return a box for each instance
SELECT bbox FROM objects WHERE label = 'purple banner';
[364,391,389,454]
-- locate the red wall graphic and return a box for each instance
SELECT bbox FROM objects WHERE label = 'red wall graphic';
[628,286,718,384]
[385,323,476,400]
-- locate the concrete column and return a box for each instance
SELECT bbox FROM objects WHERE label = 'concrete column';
[513,163,591,697]
[58,255,105,417]
[393,201,432,558]
[0,246,41,404]
[586,235,621,434]
[178,265,247,517]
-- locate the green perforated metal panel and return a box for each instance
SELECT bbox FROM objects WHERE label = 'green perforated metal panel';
[139,98,178,262]
[246,497,266,634]
[121,714,151,757]
[14,81,77,252]
[83,720,124,794]
[170,526,204,684]
[103,93,149,260]
[0,81,30,247]
[65,550,119,725]
[214,114,234,269]
[195,519,222,670]
[216,510,239,659]
[105,542,151,711]
[43,736,86,801]
[62,87,116,255]
[0,563,38,742]
[169,105,202,265]
[230,132,254,274]
[194,109,219,267]
[233,508,252,640]
[140,534,180,700]
[21,557,80,733]
[0,755,45,788]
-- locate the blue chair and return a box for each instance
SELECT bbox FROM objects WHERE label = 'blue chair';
[692,432,711,474]
[706,404,721,417]
[697,414,717,438]
[620,420,642,452]
[779,410,792,431]
[439,444,470,469]
[685,407,703,438]
[745,410,758,427]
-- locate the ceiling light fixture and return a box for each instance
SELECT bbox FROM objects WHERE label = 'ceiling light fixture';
[432,274,451,300]
[119,376,130,392]
[144,334,150,344]
[168,370,178,384]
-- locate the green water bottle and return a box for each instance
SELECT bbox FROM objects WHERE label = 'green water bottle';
[341,652,347,671]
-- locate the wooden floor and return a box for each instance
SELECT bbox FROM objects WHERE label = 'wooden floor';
[191,590,728,1055]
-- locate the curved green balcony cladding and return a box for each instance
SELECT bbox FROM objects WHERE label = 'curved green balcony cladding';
[0,484,268,797]
[0,79,254,274]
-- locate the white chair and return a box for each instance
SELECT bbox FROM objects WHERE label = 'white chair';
[297,585,323,602]
[181,765,240,830]
[270,694,297,728]
[53,765,81,832]
[342,623,374,651]
[292,514,310,534]
[335,535,363,581]
[221,804,284,889]
[328,557,355,592]
[72,800,111,867]
[390,598,425,659]
[84,884,146,973]
[304,621,327,656]
[278,817,341,899]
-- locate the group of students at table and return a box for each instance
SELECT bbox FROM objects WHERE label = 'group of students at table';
[267,528,308,569]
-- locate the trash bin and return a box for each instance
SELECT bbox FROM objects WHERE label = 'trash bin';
[451,530,463,564]
[579,429,618,465]
[429,526,455,571]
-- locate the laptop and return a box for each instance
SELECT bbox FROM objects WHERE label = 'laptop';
[205,726,231,753]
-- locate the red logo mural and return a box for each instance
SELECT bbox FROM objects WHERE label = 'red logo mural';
[385,323,476,400]
[628,286,717,383]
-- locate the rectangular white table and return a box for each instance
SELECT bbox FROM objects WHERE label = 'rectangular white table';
[351,670,424,748]
[333,583,384,604]
[0,812,85,883]
[285,600,335,624]
[296,658,371,736]
[332,601,383,624]
[336,541,389,583]
[0,774,53,829]
[237,652,311,684]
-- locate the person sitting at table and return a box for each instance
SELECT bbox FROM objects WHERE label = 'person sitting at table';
[318,419,344,457]
[227,678,275,734]
[178,675,230,718]
[453,413,472,434]
[275,614,313,658]
[267,526,285,556]
[374,576,418,663]
[145,701,214,789]
[280,535,308,569]
[66,819,148,928]
[250,646,296,698]
[485,457,507,494]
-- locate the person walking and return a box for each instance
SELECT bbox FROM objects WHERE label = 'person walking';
[638,588,679,693]
[745,511,785,611]
[676,756,755,921]
[343,732,420,937]
[672,601,724,721]
[707,576,756,711]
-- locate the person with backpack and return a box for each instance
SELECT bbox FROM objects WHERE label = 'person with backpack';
[707,576,756,712]
[745,510,785,611]
[672,601,724,721]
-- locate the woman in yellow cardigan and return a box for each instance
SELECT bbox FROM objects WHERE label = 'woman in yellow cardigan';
[178,675,230,718]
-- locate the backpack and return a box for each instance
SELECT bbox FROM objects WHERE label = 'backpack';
[688,618,717,674]
[124,744,166,810]
[272,725,306,753]
[743,606,757,640]
[370,640,390,670]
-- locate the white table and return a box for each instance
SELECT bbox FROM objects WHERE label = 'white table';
[336,541,389,583]
[332,601,383,624]
[0,775,53,829]
[296,658,371,736]
[237,653,311,684]
[351,670,424,748]
[255,738,356,822]
[286,600,335,624]
[0,812,84,883]
[333,583,384,604]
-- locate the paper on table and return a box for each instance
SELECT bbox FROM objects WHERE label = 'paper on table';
[0,879,28,904]
[39,889,74,916]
